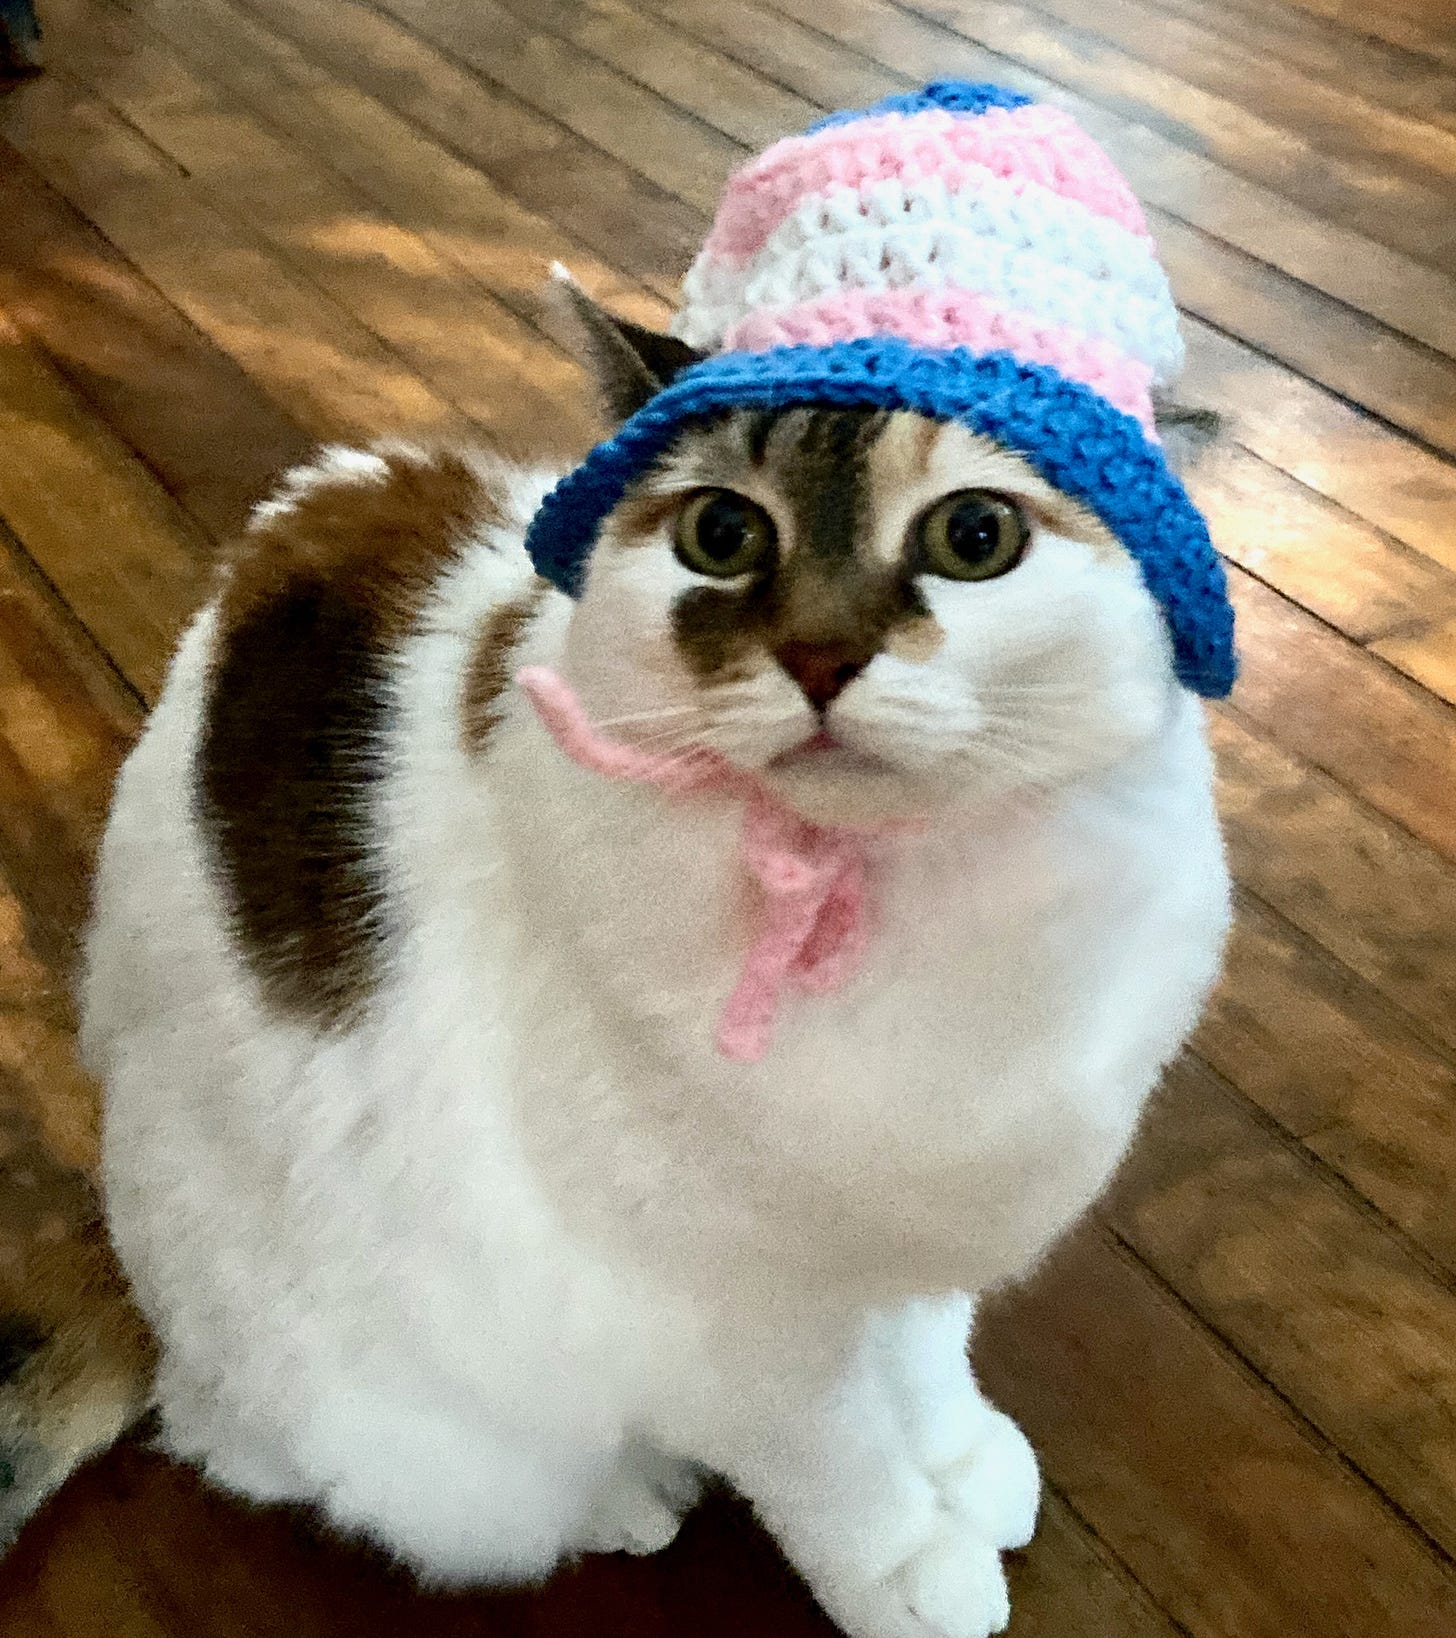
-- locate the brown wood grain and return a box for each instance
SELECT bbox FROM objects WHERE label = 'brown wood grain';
[377,0,740,217]
[1153,210,1456,457]
[51,7,593,464]
[1197,894,1456,1276]
[108,0,667,333]
[1008,0,1456,192]
[0,73,463,447]
[1211,709,1456,1055]
[233,0,701,299]
[0,514,139,1173]
[1180,319,1456,570]
[1222,570,1456,862]
[515,0,813,150]
[1240,0,1456,71]
[978,1229,1456,1638]
[1144,0,1456,133]
[0,313,204,703]
[1110,1058,1456,1559]
[1371,619,1456,708]
[0,154,310,545]
[1189,441,1456,644]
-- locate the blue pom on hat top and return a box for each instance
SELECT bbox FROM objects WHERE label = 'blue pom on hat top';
[805,80,1034,132]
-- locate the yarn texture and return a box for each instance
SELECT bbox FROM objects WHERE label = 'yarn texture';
[525,79,1236,699]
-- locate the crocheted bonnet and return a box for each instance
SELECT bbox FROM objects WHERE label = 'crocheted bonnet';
[525,80,1236,698]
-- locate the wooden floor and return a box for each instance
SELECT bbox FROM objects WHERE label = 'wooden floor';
[2,0,1456,1631]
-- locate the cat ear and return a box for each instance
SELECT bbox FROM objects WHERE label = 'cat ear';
[1151,395,1221,475]
[548,265,706,424]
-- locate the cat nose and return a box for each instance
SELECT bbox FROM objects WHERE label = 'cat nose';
[774,640,870,711]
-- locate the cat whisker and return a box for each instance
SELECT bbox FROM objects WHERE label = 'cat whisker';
[583,703,706,731]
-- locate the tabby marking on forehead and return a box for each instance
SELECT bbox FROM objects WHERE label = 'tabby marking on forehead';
[198,445,497,1028]
[661,407,935,683]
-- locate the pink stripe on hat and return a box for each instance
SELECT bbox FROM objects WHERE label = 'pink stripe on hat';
[702,104,1151,267]
[723,287,1158,434]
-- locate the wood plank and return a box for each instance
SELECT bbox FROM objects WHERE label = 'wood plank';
[624,0,890,113]
[1153,212,1456,459]
[0,154,309,546]
[1223,570,1456,863]
[1228,0,1456,73]
[977,1228,1456,1636]
[41,12,592,464]
[0,73,463,448]
[0,516,139,1174]
[1005,0,1456,190]
[1110,1057,1456,1562]
[1371,621,1456,710]
[107,0,666,335]
[232,0,701,301]
[893,0,1456,269]
[0,311,205,701]
[1143,0,1456,133]
[1189,442,1456,646]
[503,0,811,149]
[376,0,739,217]
[1198,894,1456,1278]
[1007,1494,1179,1637]
[1181,320,1456,573]
[1211,708,1456,1058]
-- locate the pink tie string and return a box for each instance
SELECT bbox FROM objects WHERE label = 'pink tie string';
[516,666,882,1063]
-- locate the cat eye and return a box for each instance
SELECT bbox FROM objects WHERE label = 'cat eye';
[673,489,777,578]
[916,490,1029,582]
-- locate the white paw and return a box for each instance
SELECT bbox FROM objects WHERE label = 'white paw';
[935,1411,1040,1552]
[577,1457,701,1557]
[819,1517,1011,1638]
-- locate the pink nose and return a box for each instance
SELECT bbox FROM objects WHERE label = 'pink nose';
[775,641,870,711]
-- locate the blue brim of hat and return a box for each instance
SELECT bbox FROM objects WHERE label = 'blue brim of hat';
[524,337,1236,698]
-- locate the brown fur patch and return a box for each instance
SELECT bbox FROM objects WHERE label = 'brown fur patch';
[198,445,497,1028]
[462,580,549,752]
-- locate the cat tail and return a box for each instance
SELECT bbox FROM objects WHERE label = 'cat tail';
[0,1189,155,1549]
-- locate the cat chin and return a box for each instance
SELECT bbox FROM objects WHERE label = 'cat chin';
[761,750,940,828]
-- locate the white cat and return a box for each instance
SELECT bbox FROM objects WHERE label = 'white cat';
[81,298,1229,1638]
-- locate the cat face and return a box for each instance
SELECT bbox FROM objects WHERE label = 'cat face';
[554,289,1179,827]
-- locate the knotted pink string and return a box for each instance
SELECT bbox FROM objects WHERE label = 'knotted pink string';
[516,666,879,1063]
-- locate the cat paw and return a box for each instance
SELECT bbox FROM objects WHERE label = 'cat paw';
[817,1519,1011,1638]
[577,1457,702,1557]
[934,1410,1040,1552]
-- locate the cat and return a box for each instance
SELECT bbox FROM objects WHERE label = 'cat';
[79,288,1230,1638]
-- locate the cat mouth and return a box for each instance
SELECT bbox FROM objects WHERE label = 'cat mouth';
[781,727,838,757]
[767,728,892,777]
